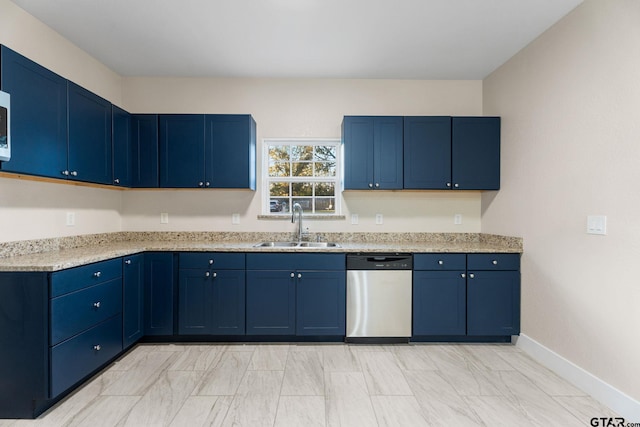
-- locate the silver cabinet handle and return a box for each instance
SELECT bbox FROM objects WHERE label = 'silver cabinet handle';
[298,273,302,279]
[70,171,78,177]
[93,301,101,309]
[446,182,451,187]
[375,183,380,188]
[454,183,459,188]
[61,170,69,176]
[368,183,373,188]
[114,178,120,184]
[93,345,101,351]
[198,182,204,187]
[469,273,475,279]
[93,271,101,278]
[438,260,444,265]
[213,272,217,278]
[290,272,295,278]
[124,259,132,265]
[205,182,210,187]
[492,260,498,265]
[461,273,466,278]
[209,259,214,265]
[205,271,210,277]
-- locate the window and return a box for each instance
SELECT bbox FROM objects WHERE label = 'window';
[263,139,341,215]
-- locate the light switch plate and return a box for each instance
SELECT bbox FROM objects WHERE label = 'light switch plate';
[587,215,607,235]
[351,214,359,225]
[160,212,169,224]
[375,213,383,225]
[454,214,462,225]
[232,213,240,225]
[66,212,75,226]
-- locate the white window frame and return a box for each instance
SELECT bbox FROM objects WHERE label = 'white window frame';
[262,138,342,216]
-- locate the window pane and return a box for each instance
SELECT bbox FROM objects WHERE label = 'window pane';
[291,162,313,177]
[269,182,290,197]
[315,182,335,196]
[269,145,290,161]
[314,161,336,177]
[292,182,312,196]
[269,161,290,177]
[291,145,313,161]
[315,145,336,161]
[269,198,288,213]
[292,198,312,211]
[315,197,336,214]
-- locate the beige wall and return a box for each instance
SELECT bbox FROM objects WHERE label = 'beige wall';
[120,77,484,233]
[483,0,640,401]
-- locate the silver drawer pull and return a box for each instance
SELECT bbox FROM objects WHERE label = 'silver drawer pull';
[298,273,302,279]
[290,272,295,278]
[93,301,101,309]
[70,171,78,177]
[93,345,101,351]
[205,271,210,277]
[438,260,444,265]
[492,260,498,265]
[213,272,217,278]
[209,259,214,265]
[469,273,475,279]
[461,273,466,278]
[125,259,132,265]
[93,271,101,278]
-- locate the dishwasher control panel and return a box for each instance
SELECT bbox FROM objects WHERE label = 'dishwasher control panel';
[347,254,413,270]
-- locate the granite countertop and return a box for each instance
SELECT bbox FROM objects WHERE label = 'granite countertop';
[0,232,523,272]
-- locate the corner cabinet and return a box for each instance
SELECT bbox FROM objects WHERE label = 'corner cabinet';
[123,254,145,348]
[112,105,132,187]
[144,252,175,336]
[178,253,246,335]
[131,114,159,188]
[343,116,403,190]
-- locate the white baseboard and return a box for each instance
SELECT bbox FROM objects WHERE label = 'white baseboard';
[515,334,640,423]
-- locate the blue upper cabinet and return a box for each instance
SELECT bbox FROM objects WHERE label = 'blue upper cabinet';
[0,46,68,178]
[452,117,500,190]
[404,116,452,189]
[343,116,403,190]
[112,105,132,187]
[159,114,206,188]
[131,114,159,188]
[68,82,113,184]
[205,114,256,190]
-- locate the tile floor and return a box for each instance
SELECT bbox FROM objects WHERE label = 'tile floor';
[1,343,617,426]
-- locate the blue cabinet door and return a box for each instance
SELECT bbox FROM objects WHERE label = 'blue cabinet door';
[112,105,132,187]
[131,114,159,188]
[211,270,245,335]
[373,116,403,189]
[452,117,500,190]
[159,114,205,188]
[246,270,296,335]
[144,252,175,336]
[0,46,67,178]
[123,254,144,348]
[205,114,256,189]
[343,116,403,190]
[68,82,113,184]
[467,271,520,336]
[403,116,452,189]
[178,268,209,334]
[343,116,374,190]
[296,270,345,336]
[413,271,466,336]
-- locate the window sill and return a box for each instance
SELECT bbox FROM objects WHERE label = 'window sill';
[258,214,346,221]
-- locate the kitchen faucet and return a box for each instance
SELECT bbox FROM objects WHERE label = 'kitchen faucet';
[292,203,304,242]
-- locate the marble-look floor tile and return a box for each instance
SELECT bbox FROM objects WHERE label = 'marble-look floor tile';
[167,346,223,372]
[102,351,177,396]
[274,396,325,427]
[325,372,378,427]
[359,351,413,396]
[371,395,430,427]
[248,344,289,371]
[64,396,140,427]
[458,344,516,371]
[221,370,284,427]
[194,351,252,396]
[422,344,471,371]
[322,345,361,372]
[554,396,621,421]
[281,350,324,396]
[169,396,233,427]
[405,370,483,426]
[439,367,512,397]
[464,396,535,427]
[391,345,438,371]
[120,371,200,426]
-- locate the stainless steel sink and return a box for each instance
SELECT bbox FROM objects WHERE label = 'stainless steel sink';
[254,241,340,248]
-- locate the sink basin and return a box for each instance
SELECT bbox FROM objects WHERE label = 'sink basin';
[254,241,341,248]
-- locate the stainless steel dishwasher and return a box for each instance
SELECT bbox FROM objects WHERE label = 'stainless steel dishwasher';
[346,254,413,342]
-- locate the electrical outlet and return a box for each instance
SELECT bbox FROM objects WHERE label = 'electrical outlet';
[454,214,462,225]
[160,212,169,224]
[587,215,607,235]
[66,212,75,226]
[232,213,240,225]
[351,214,359,225]
[375,213,383,225]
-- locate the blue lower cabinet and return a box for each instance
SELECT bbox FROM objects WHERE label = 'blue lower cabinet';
[467,271,520,336]
[296,270,345,336]
[123,254,144,348]
[144,253,175,336]
[50,315,122,397]
[246,270,296,335]
[211,270,245,335]
[413,271,466,336]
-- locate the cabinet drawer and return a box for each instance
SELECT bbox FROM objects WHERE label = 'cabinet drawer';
[467,254,520,271]
[247,253,345,271]
[50,314,122,397]
[179,252,245,270]
[51,258,122,297]
[413,254,466,271]
[51,278,122,345]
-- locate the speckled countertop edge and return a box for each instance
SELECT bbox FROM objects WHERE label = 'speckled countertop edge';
[0,232,523,272]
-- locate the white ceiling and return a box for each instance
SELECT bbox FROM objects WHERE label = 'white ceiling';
[12,0,583,79]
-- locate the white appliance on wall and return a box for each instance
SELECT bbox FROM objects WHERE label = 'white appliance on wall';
[0,90,9,162]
